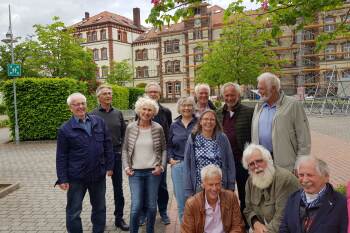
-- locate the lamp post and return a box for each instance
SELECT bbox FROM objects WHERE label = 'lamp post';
[2,5,20,144]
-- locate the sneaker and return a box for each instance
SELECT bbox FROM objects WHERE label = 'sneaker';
[138,216,146,226]
[161,214,170,225]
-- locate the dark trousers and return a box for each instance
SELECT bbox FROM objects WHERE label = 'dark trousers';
[236,161,249,225]
[66,178,106,233]
[141,169,169,219]
[112,153,125,222]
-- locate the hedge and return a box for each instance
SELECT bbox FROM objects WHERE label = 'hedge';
[3,78,87,140]
[111,85,129,110]
[128,87,144,109]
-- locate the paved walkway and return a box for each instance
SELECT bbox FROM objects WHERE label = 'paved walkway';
[0,106,349,232]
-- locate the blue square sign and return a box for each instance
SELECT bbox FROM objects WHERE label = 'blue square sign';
[7,64,21,77]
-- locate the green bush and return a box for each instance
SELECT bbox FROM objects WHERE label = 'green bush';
[128,87,144,109]
[0,119,9,128]
[0,103,6,115]
[3,78,87,141]
[111,85,129,110]
[336,184,347,196]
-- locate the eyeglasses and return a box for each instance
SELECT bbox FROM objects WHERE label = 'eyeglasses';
[248,159,264,169]
[70,102,86,107]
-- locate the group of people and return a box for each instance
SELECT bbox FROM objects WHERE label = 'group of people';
[55,72,348,233]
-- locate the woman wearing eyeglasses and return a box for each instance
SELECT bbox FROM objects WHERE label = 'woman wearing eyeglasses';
[183,109,236,200]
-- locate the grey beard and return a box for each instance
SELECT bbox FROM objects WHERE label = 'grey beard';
[251,165,276,189]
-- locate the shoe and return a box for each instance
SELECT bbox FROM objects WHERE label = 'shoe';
[115,219,130,231]
[138,216,146,226]
[161,214,170,225]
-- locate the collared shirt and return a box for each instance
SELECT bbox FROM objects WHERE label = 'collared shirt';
[74,115,91,136]
[204,195,224,233]
[258,102,276,152]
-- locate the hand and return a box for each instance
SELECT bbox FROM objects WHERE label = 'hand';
[107,170,113,176]
[169,158,179,166]
[59,183,69,191]
[152,166,162,176]
[125,167,134,176]
[253,221,268,233]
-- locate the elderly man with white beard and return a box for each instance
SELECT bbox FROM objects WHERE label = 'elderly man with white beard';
[243,144,299,233]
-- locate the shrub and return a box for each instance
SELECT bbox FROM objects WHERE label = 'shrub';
[111,85,129,110]
[0,103,6,115]
[2,78,87,141]
[336,184,347,196]
[128,87,144,109]
[0,119,9,128]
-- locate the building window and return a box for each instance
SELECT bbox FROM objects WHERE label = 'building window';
[87,32,92,42]
[173,40,180,53]
[101,48,108,60]
[167,82,173,95]
[175,82,181,96]
[324,16,336,32]
[325,44,336,60]
[118,31,122,41]
[341,14,350,23]
[156,48,160,59]
[303,30,314,40]
[194,47,203,62]
[324,71,337,81]
[165,61,173,73]
[342,70,350,79]
[143,66,149,77]
[93,49,99,61]
[101,66,109,78]
[96,67,100,79]
[157,65,160,76]
[164,40,180,54]
[193,29,202,40]
[135,50,143,60]
[142,49,148,60]
[173,60,181,73]
[121,31,127,43]
[342,42,350,59]
[92,31,98,41]
[100,30,107,40]
[136,67,142,78]
[194,7,201,15]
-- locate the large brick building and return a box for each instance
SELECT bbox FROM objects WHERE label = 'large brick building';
[71,3,350,100]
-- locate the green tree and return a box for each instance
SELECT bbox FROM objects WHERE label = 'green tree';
[0,17,97,81]
[0,40,40,80]
[106,60,133,86]
[196,14,282,87]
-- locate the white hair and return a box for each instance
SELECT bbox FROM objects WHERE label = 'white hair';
[145,82,161,93]
[134,96,159,116]
[176,96,196,114]
[242,143,273,170]
[194,83,210,96]
[67,92,86,106]
[201,164,222,182]
[295,156,329,177]
[220,82,241,96]
[257,72,281,92]
[96,84,112,97]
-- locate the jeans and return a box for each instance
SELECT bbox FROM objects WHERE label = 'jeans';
[171,161,185,223]
[66,178,106,233]
[129,169,161,233]
[112,152,125,222]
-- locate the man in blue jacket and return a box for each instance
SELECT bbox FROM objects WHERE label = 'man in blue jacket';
[279,156,348,233]
[56,92,114,233]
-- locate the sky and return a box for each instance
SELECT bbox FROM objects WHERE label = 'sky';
[0,0,259,40]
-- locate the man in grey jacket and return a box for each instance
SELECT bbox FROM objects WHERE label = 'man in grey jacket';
[251,72,311,172]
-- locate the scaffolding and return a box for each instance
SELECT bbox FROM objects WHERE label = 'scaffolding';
[307,65,350,115]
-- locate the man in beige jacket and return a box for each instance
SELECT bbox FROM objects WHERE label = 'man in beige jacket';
[251,72,311,172]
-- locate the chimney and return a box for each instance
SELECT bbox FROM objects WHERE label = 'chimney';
[133,8,140,27]
[85,12,90,20]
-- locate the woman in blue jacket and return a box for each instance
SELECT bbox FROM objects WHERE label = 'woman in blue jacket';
[183,109,236,200]
[168,96,197,223]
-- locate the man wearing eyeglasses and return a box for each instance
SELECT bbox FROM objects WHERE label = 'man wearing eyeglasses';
[280,156,348,233]
[242,143,299,233]
[56,92,114,233]
[91,84,129,231]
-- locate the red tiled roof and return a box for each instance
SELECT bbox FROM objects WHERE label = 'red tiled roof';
[71,11,146,31]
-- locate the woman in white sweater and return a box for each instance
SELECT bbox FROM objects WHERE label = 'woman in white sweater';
[122,96,167,233]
